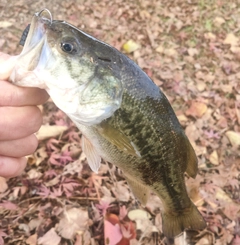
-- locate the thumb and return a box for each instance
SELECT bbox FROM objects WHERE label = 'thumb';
[0,52,19,80]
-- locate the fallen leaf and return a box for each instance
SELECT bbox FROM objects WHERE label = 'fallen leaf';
[223,202,240,220]
[196,81,206,92]
[213,16,225,26]
[36,125,68,140]
[38,228,61,245]
[0,201,18,210]
[223,33,239,46]
[0,177,8,193]
[26,234,37,245]
[232,235,240,245]
[225,131,240,147]
[187,48,199,57]
[0,21,12,28]
[177,114,188,123]
[122,40,140,53]
[164,48,178,57]
[230,46,240,53]
[209,150,219,165]
[57,208,88,239]
[204,32,216,40]
[186,101,208,118]
[104,219,122,245]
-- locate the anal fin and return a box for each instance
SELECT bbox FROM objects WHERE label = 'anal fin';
[124,174,150,205]
[82,135,101,173]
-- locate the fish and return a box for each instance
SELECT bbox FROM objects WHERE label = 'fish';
[8,9,206,238]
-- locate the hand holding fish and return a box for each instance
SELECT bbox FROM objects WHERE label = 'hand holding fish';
[0,52,49,178]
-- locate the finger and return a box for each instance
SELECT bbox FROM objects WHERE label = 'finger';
[0,81,49,106]
[0,156,27,178]
[0,106,42,140]
[0,53,18,80]
[0,134,38,157]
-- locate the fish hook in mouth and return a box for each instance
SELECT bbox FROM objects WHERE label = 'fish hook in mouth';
[19,9,53,47]
[36,8,53,25]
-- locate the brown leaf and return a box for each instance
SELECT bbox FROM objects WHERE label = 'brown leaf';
[186,101,208,118]
[0,177,8,193]
[223,33,239,46]
[26,234,37,245]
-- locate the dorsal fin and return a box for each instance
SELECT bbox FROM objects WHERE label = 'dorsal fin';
[82,135,101,173]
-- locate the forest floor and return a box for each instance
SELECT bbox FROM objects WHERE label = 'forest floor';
[0,0,240,244]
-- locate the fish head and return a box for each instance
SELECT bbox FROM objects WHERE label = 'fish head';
[10,9,123,125]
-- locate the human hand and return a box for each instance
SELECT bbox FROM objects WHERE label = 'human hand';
[0,52,49,178]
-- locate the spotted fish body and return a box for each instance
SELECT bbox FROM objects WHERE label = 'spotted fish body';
[9,10,206,238]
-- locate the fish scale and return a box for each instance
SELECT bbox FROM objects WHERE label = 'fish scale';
[9,9,206,238]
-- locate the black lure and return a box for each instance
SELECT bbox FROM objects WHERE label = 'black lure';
[19,24,30,46]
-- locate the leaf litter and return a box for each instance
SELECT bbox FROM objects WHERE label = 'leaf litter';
[1,0,240,244]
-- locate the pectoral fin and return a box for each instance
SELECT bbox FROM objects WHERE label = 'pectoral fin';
[185,138,198,178]
[98,122,141,158]
[82,135,101,173]
[124,174,150,205]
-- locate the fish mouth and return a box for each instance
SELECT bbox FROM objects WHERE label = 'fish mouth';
[21,9,52,52]
[10,9,53,87]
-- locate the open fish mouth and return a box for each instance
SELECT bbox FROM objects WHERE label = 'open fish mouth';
[21,9,52,54]
[10,9,54,87]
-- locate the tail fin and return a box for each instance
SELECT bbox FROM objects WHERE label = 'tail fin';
[162,202,206,238]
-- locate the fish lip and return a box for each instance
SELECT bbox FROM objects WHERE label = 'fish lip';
[21,9,52,54]
[10,9,54,87]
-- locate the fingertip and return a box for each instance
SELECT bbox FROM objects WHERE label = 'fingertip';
[0,156,27,178]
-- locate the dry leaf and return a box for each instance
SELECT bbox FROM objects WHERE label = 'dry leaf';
[187,48,199,57]
[156,45,164,53]
[164,48,178,57]
[177,114,188,123]
[213,16,225,26]
[225,131,240,147]
[230,46,240,53]
[209,150,219,165]
[104,219,122,245]
[0,177,8,193]
[196,81,206,92]
[223,33,239,46]
[204,32,216,40]
[0,21,12,28]
[38,228,61,245]
[33,147,48,166]
[57,208,88,239]
[26,234,37,245]
[186,101,207,118]
[36,125,68,140]
[27,169,42,179]
[122,40,140,53]
[215,188,232,203]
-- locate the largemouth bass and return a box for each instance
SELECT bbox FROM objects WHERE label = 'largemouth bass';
[9,9,206,238]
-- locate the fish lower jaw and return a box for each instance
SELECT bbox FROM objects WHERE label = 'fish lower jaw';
[10,67,47,89]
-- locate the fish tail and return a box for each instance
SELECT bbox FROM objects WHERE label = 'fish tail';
[162,202,206,238]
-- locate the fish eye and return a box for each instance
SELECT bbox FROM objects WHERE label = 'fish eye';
[60,37,79,54]
[61,42,74,53]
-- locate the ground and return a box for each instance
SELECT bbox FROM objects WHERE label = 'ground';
[0,0,240,244]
